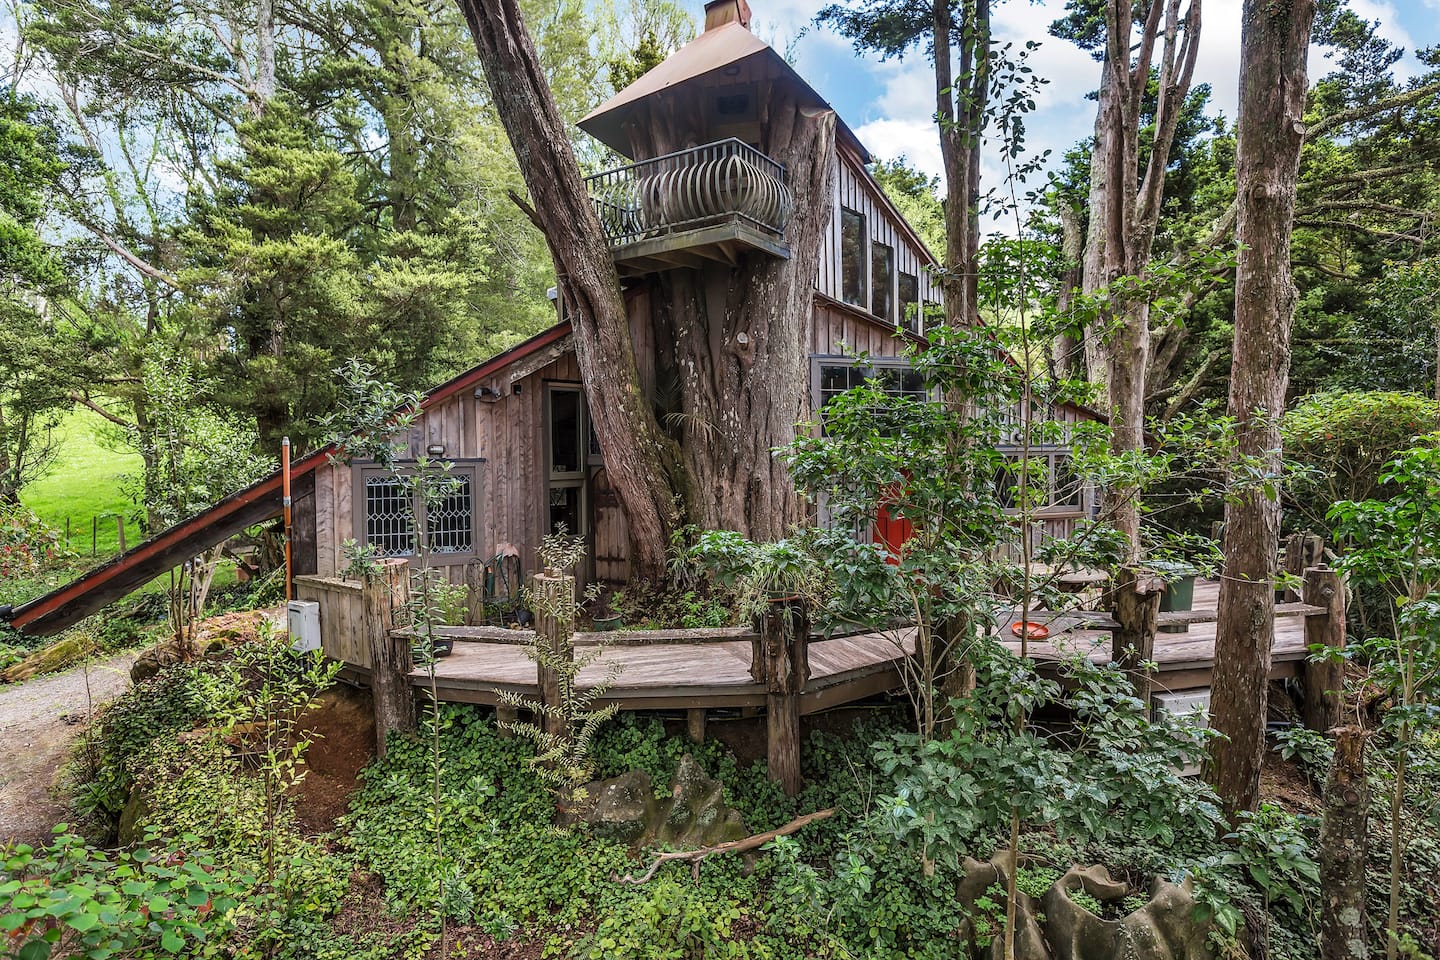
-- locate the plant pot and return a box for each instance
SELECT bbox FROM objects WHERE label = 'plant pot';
[1159,574,1196,634]
[593,614,623,632]
[414,637,454,663]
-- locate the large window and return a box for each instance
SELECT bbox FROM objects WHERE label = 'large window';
[871,241,894,322]
[840,207,866,307]
[547,384,589,536]
[357,463,483,558]
[898,271,920,332]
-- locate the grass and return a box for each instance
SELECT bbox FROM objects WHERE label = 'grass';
[21,408,142,558]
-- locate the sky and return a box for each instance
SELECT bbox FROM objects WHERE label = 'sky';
[687,0,1440,213]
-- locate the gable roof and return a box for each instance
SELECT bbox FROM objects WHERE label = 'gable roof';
[578,20,871,163]
[2,322,573,637]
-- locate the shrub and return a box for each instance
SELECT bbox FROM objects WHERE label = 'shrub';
[1282,391,1440,532]
[0,504,72,581]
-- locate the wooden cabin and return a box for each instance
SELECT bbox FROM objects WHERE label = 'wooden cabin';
[3,0,1095,636]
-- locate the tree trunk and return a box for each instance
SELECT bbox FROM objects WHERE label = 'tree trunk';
[933,0,989,329]
[1051,203,1084,379]
[455,0,685,581]
[1207,0,1315,818]
[365,557,415,756]
[1079,0,1201,558]
[645,90,836,537]
[1319,726,1368,960]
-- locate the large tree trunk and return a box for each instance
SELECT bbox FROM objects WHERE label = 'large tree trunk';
[1207,0,1315,817]
[455,0,685,580]
[1078,0,1201,559]
[934,0,989,329]
[647,89,836,537]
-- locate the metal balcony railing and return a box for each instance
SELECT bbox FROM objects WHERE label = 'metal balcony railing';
[585,139,792,247]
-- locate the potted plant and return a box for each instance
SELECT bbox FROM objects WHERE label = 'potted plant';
[687,529,828,621]
[1144,558,1201,634]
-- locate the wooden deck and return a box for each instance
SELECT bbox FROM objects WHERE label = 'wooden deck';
[361,580,1317,711]
[405,627,917,715]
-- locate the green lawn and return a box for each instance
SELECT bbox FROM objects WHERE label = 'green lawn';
[21,408,142,558]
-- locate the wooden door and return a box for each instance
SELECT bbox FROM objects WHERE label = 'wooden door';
[590,467,629,582]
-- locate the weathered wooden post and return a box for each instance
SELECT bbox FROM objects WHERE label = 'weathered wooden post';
[1285,532,1326,601]
[364,557,414,757]
[1110,566,1164,704]
[1303,565,1347,732]
[760,603,809,797]
[532,567,574,744]
[464,557,487,626]
[1319,726,1368,960]
[115,515,127,554]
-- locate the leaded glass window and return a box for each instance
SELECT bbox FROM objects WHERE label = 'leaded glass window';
[428,475,473,554]
[364,476,415,556]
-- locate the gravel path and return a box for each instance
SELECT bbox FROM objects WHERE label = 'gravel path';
[0,654,135,846]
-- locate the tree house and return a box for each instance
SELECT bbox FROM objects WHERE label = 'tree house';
[579,0,843,276]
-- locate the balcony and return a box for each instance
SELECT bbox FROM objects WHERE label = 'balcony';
[585,139,792,275]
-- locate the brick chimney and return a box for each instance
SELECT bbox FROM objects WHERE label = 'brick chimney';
[703,0,752,31]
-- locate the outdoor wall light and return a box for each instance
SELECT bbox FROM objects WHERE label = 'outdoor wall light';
[426,443,446,457]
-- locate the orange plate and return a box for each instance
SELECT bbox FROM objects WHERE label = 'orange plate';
[1010,621,1050,640]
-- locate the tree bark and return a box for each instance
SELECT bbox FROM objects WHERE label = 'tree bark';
[644,91,836,538]
[934,0,989,328]
[762,603,809,797]
[365,557,415,757]
[1319,726,1368,960]
[455,0,685,581]
[1207,0,1316,818]
[1080,0,1201,558]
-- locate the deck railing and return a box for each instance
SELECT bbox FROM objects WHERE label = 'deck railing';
[585,138,792,247]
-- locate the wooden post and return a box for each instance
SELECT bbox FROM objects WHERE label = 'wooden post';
[1303,565,1346,732]
[1319,726,1368,960]
[495,703,518,737]
[364,557,414,757]
[532,568,574,745]
[464,558,487,626]
[686,708,706,744]
[1110,565,1164,705]
[1284,532,1325,601]
[115,515,127,554]
[761,603,809,797]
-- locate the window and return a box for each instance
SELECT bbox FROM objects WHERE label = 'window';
[898,272,920,332]
[870,242,894,322]
[814,357,929,409]
[547,384,589,536]
[993,451,1086,514]
[357,463,483,558]
[840,207,866,307]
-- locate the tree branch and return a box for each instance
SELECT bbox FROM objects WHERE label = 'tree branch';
[68,394,137,431]
[1305,80,1440,140]
[616,808,836,884]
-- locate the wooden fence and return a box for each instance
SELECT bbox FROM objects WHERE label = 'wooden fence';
[294,575,368,668]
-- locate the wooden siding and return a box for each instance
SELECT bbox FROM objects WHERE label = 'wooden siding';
[314,347,585,586]
[295,576,368,667]
[815,152,942,332]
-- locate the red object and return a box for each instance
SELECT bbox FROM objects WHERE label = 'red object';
[1010,621,1049,640]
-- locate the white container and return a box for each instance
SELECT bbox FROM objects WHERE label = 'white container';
[287,600,321,654]
[1153,688,1211,777]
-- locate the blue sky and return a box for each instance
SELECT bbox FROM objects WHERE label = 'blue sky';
[688,0,1440,213]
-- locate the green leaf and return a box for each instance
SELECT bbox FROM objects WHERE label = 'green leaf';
[162,929,185,953]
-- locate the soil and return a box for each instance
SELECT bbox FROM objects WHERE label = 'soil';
[0,653,136,846]
[1258,748,1322,816]
[291,683,375,835]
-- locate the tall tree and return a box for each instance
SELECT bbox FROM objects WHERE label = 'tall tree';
[453,0,687,580]
[1053,0,1201,554]
[1207,0,1317,817]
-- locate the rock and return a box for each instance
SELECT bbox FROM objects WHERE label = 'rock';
[585,770,658,844]
[129,644,185,684]
[1,634,100,683]
[582,754,748,849]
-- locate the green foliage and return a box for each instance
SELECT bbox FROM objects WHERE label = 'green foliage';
[1282,391,1440,532]
[1,828,251,960]
[0,504,73,580]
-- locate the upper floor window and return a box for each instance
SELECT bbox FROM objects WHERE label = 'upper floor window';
[899,271,920,332]
[841,207,866,307]
[871,241,894,322]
